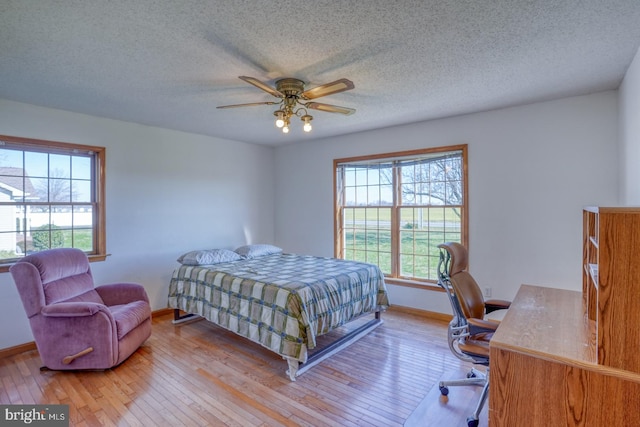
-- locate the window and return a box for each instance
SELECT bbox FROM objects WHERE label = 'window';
[0,135,106,271]
[334,145,467,286]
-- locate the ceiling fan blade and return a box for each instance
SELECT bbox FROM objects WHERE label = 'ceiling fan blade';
[239,76,283,98]
[301,78,355,100]
[217,101,279,109]
[306,102,356,116]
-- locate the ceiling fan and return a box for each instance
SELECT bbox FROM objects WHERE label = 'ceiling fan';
[217,76,355,134]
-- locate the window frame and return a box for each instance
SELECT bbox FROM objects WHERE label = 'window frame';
[333,144,468,290]
[0,134,107,272]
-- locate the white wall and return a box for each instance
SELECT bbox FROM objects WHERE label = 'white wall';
[0,88,625,347]
[274,92,619,314]
[619,46,640,204]
[0,99,275,348]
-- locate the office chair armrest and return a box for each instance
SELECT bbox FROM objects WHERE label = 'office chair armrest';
[484,299,511,313]
[468,317,499,334]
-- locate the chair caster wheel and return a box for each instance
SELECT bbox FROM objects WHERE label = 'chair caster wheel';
[467,417,479,427]
[439,386,449,396]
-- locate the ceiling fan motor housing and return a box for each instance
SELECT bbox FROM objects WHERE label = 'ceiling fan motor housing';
[276,78,305,97]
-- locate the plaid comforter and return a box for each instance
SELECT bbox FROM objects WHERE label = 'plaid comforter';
[167,253,389,362]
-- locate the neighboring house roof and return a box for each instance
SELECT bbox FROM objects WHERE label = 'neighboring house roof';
[0,167,39,200]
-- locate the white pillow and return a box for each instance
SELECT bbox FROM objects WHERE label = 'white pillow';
[177,249,242,265]
[234,244,283,259]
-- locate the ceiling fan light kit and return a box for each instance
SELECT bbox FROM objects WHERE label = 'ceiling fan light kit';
[218,76,355,135]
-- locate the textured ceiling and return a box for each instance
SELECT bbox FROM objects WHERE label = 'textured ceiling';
[1,0,640,146]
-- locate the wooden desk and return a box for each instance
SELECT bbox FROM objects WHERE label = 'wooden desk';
[489,284,640,426]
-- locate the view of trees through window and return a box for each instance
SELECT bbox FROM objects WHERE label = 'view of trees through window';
[0,136,105,265]
[335,145,467,283]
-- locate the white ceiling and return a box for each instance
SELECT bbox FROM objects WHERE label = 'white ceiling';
[1,1,640,146]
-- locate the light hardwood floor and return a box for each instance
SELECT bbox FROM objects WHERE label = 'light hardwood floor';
[0,309,488,426]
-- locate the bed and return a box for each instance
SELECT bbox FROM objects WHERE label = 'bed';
[167,247,389,380]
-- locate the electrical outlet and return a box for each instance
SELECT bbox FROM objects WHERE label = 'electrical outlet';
[484,287,492,298]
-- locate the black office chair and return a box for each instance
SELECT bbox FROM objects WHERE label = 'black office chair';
[436,242,510,427]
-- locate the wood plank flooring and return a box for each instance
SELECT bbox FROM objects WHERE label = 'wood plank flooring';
[0,309,488,426]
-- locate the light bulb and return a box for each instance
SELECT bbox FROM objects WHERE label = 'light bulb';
[274,110,285,128]
[301,114,313,133]
[282,125,290,134]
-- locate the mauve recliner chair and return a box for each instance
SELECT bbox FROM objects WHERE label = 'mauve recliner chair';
[9,248,152,370]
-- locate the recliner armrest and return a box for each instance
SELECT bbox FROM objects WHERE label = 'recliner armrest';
[96,283,149,306]
[484,299,511,313]
[41,302,109,318]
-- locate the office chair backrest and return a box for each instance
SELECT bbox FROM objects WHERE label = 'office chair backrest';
[438,242,486,320]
